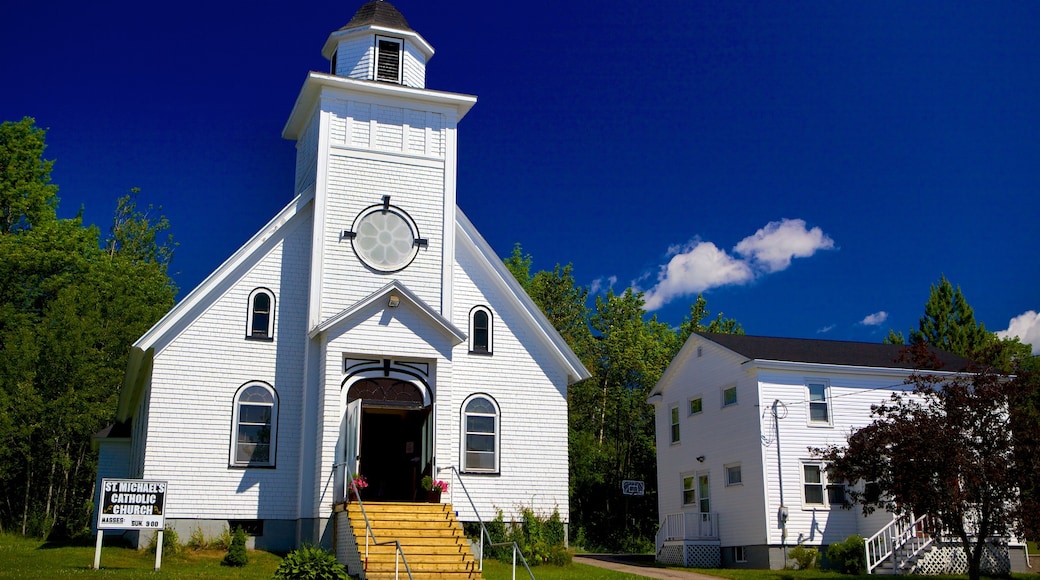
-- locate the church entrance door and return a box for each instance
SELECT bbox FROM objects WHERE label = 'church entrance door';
[346,377,433,502]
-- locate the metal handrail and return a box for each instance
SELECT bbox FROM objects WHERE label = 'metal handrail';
[348,481,415,580]
[438,465,536,579]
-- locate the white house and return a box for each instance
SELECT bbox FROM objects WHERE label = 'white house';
[648,332,1027,573]
[94,0,589,552]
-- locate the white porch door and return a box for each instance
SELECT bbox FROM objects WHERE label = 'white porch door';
[344,398,362,497]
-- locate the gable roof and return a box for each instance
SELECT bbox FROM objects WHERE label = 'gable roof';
[309,280,466,344]
[695,332,973,372]
[456,209,592,384]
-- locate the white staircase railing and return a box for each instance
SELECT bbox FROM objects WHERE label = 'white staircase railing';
[348,480,415,580]
[866,513,934,574]
[655,512,720,556]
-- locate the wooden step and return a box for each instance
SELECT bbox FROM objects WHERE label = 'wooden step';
[341,502,483,580]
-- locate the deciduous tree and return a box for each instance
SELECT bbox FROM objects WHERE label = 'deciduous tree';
[816,344,1037,580]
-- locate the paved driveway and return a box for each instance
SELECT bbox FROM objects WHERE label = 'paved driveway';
[573,554,723,580]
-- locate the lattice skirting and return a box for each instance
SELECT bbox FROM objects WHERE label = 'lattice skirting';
[658,540,721,568]
[333,507,366,579]
[910,542,1010,575]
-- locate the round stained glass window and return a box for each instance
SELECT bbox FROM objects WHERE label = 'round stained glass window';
[350,206,421,272]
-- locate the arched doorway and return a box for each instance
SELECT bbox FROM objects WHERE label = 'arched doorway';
[344,377,433,502]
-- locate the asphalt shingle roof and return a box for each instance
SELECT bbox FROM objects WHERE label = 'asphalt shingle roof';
[696,332,973,372]
[340,0,413,33]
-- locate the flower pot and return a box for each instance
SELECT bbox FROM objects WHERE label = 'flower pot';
[426,489,442,503]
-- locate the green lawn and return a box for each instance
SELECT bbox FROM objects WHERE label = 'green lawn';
[481,558,648,579]
[0,534,281,579]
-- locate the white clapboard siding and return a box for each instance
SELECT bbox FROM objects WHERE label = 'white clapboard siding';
[448,237,570,523]
[757,367,915,546]
[654,336,770,546]
[141,215,311,520]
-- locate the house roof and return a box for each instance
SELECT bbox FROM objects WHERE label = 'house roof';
[340,1,413,32]
[695,332,973,372]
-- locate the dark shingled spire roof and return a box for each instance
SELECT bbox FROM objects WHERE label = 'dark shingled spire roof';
[341,0,413,32]
[696,332,973,372]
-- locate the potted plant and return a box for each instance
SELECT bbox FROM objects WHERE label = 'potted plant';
[421,476,448,503]
[349,473,368,500]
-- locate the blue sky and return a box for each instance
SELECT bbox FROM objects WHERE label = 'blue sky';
[2,1,1038,351]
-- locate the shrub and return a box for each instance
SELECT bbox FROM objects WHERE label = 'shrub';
[212,526,233,551]
[148,527,180,556]
[788,544,818,570]
[221,526,248,567]
[826,535,866,574]
[273,545,348,580]
[187,526,206,551]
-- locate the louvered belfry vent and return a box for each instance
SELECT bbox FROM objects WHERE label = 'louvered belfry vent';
[376,38,401,83]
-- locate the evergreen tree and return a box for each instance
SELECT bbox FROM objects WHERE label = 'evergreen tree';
[0,118,176,537]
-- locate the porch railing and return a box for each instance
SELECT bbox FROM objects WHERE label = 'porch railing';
[865,513,934,574]
[656,512,720,555]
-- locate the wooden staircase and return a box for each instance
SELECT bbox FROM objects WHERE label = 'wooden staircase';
[345,502,483,580]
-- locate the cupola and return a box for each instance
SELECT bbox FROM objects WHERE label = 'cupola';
[322,0,434,89]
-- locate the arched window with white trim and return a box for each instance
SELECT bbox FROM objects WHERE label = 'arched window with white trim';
[231,382,278,467]
[469,306,493,355]
[462,394,499,473]
[247,288,275,340]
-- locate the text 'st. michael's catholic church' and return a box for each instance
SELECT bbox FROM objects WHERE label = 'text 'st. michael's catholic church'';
[95,0,590,552]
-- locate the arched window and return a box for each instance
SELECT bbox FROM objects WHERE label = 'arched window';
[247,288,275,340]
[231,382,278,467]
[462,394,499,473]
[468,306,493,355]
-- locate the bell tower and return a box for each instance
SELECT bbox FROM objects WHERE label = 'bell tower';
[282,1,476,329]
[322,0,434,89]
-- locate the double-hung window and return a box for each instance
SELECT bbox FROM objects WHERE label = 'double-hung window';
[231,382,278,467]
[462,395,499,473]
[803,462,847,507]
[670,405,680,443]
[807,381,831,424]
[246,288,275,340]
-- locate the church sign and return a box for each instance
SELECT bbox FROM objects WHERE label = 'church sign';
[97,478,167,530]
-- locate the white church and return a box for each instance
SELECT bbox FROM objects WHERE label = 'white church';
[95,0,589,553]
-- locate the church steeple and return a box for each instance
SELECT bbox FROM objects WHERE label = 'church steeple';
[322,0,434,89]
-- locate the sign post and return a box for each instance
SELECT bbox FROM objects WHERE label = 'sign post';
[94,479,168,570]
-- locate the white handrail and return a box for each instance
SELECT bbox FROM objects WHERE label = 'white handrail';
[439,465,536,580]
[865,513,933,574]
[348,480,414,580]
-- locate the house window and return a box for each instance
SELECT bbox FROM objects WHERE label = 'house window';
[469,306,493,354]
[375,36,403,83]
[725,463,742,486]
[688,396,703,416]
[722,385,737,407]
[231,382,277,467]
[733,546,748,563]
[246,288,275,340]
[462,395,499,473]
[682,475,696,506]
[807,381,830,424]
[670,405,680,443]
[803,463,825,505]
[683,472,711,511]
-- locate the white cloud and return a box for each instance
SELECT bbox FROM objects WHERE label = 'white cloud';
[734,218,836,273]
[996,310,1040,355]
[817,324,836,334]
[638,219,835,311]
[641,241,755,310]
[589,275,617,295]
[860,311,889,326]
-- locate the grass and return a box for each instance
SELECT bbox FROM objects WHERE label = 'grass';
[481,558,652,579]
[0,534,281,579]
